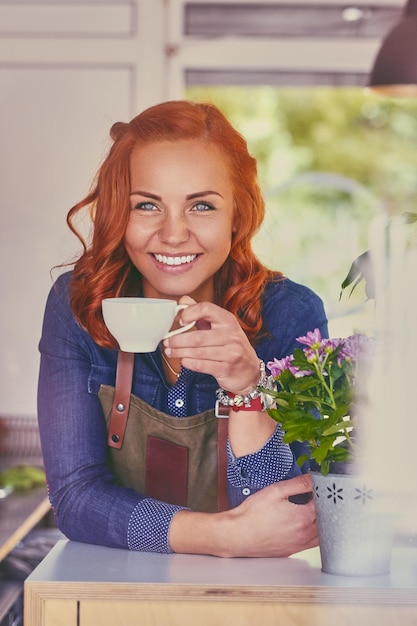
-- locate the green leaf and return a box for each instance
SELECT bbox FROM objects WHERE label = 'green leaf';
[291,351,312,368]
[320,460,330,476]
[328,403,351,421]
[322,419,354,436]
[330,447,350,462]
[340,250,374,300]
[296,453,310,468]
[275,397,290,409]
[266,408,282,423]
[313,438,335,464]
[404,211,417,224]
[293,378,318,392]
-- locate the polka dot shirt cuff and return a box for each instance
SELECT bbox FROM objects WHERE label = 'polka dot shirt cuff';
[127,498,188,554]
[227,425,294,490]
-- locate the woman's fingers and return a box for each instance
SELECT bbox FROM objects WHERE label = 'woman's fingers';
[166,300,260,392]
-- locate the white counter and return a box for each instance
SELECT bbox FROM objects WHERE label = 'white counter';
[25,540,417,626]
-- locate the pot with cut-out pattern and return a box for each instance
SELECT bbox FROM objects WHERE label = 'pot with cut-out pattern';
[311,471,396,576]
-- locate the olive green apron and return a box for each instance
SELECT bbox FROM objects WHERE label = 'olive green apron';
[98,351,229,513]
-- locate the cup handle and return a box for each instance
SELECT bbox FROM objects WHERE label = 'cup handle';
[162,304,195,339]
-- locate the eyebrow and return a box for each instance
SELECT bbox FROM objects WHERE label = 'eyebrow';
[129,190,224,200]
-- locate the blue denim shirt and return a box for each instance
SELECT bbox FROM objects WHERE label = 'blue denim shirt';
[38,271,328,553]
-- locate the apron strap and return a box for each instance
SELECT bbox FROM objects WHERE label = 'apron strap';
[107,351,135,449]
[216,414,229,512]
[108,350,229,511]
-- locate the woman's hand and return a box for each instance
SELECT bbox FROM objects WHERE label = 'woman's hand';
[169,474,318,558]
[164,296,260,395]
[165,296,277,457]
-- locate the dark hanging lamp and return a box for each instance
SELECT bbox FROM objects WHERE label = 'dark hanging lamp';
[369,0,417,96]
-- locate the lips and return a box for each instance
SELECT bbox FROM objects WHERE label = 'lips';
[153,254,197,266]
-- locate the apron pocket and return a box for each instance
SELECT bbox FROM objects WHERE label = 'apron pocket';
[146,436,188,506]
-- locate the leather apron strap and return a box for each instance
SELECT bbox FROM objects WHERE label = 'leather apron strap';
[107,351,135,449]
[107,350,229,512]
[216,415,229,512]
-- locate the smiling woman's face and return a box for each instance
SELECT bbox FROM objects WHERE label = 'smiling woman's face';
[125,138,235,302]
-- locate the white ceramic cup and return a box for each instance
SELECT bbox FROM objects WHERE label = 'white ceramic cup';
[102,297,195,353]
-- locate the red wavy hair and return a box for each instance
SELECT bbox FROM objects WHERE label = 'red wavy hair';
[68,100,280,348]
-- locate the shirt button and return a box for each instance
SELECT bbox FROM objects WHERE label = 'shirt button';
[175,399,184,408]
[242,488,251,496]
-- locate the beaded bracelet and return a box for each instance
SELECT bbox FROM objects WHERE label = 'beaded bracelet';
[215,359,276,412]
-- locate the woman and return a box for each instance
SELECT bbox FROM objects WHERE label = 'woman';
[38,100,328,557]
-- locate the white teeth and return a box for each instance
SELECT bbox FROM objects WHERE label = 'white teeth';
[154,254,197,266]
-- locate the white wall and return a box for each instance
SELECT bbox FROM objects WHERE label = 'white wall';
[0,0,166,415]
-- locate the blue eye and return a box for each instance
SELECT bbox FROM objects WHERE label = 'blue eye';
[192,202,215,212]
[132,201,157,211]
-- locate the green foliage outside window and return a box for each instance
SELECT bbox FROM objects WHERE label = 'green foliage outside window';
[187,86,417,336]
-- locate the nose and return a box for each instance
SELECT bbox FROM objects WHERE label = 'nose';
[159,212,190,245]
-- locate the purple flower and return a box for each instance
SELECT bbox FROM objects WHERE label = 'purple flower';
[323,338,344,352]
[293,367,314,378]
[296,328,323,349]
[267,356,312,379]
[267,356,293,377]
[340,333,371,361]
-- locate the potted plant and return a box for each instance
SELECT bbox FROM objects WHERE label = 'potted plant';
[262,329,395,576]
[265,328,369,476]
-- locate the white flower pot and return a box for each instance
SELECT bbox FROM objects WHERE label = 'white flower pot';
[311,471,395,576]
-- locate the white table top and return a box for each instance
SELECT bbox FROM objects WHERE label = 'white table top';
[26,540,417,603]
